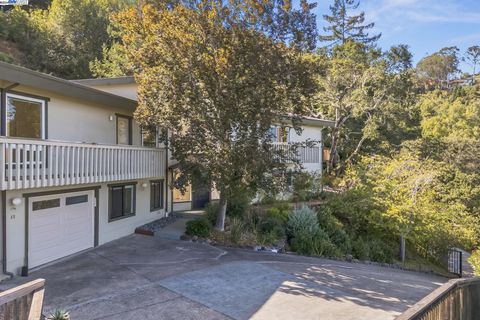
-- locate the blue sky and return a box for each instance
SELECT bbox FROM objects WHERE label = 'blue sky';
[313,0,480,72]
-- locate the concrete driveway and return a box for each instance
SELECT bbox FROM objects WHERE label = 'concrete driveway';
[1,235,446,320]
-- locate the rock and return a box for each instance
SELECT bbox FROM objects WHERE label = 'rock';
[192,235,199,242]
[254,246,262,251]
[180,234,191,241]
[345,254,353,262]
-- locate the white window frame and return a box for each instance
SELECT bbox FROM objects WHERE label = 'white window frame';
[5,93,46,139]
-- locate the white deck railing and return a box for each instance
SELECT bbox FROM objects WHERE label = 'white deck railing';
[0,137,166,190]
[271,142,321,164]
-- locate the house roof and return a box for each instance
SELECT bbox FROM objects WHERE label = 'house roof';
[72,76,135,86]
[0,62,137,110]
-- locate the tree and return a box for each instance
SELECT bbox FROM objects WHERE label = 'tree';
[350,152,479,262]
[0,0,132,78]
[320,0,380,46]
[418,87,480,141]
[115,1,319,230]
[463,45,480,83]
[385,44,413,73]
[416,46,460,89]
[91,0,319,77]
[315,41,416,174]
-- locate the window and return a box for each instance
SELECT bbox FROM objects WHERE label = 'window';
[270,126,290,143]
[66,195,89,206]
[32,198,60,211]
[150,180,164,211]
[173,184,191,202]
[116,115,132,145]
[6,93,46,139]
[172,170,191,202]
[142,126,158,148]
[109,184,136,221]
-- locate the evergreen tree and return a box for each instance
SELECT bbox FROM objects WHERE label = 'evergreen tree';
[320,0,380,46]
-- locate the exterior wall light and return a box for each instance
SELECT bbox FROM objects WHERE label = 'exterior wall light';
[11,198,22,206]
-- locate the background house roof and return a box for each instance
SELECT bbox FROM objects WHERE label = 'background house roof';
[0,62,137,110]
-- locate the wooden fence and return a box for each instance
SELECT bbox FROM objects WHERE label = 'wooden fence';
[0,279,45,320]
[397,277,480,320]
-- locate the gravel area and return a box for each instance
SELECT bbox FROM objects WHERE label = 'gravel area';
[135,213,180,234]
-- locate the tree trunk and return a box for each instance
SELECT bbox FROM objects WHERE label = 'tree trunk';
[400,235,406,263]
[215,196,227,231]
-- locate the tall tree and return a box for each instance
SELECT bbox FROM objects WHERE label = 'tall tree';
[320,0,380,46]
[115,1,319,230]
[315,41,416,174]
[416,46,460,89]
[463,45,480,83]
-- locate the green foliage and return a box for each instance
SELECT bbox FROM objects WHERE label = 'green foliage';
[227,189,252,218]
[266,203,291,224]
[185,218,212,238]
[0,0,132,78]
[418,88,480,141]
[117,1,319,230]
[229,217,244,245]
[46,310,70,320]
[0,52,13,63]
[416,46,460,88]
[320,0,380,46]
[468,250,480,276]
[204,202,220,225]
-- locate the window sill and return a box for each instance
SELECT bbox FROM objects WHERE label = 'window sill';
[108,213,135,223]
[173,200,191,204]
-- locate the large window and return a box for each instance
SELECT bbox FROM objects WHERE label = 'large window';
[109,183,136,221]
[6,93,46,139]
[150,180,164,211]
[117,114,132,145]
[142,126,159,148]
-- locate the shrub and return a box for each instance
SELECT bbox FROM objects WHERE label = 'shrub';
[286,206,318,238]
[287,206,338,256]
[468,249,480,276]
[46,310,70,320]
[266,203,291,224]
[205,202,220,225]
[258,217,285,239]
[227,189,252,218]
[352,237,370,260]
[230,217,245,244]
[366,239,394,263]
[186,218,212,238]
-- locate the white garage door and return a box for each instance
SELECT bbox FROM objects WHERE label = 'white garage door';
[29,190,95,268]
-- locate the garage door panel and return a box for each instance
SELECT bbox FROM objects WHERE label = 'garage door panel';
[29,191,94,269]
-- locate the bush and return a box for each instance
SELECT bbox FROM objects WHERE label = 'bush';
[266,203,291,224]
[230,217,245,244]
[227,189,252,218]
[352,237,370,260]
[186,218,212,238]
[205,202,220,225]
[287,206,338,256]
[366,239,394,263]
[468,249,480,276]
[46,310,70,320]
[258,217,285,239]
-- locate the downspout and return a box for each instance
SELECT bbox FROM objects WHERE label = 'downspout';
[164,130,169,216]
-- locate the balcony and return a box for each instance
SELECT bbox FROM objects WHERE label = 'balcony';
[271,142,321,164]
[0,137,166,190]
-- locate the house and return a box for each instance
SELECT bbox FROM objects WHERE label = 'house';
[74,77,335,210]
[0,61,333,277]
